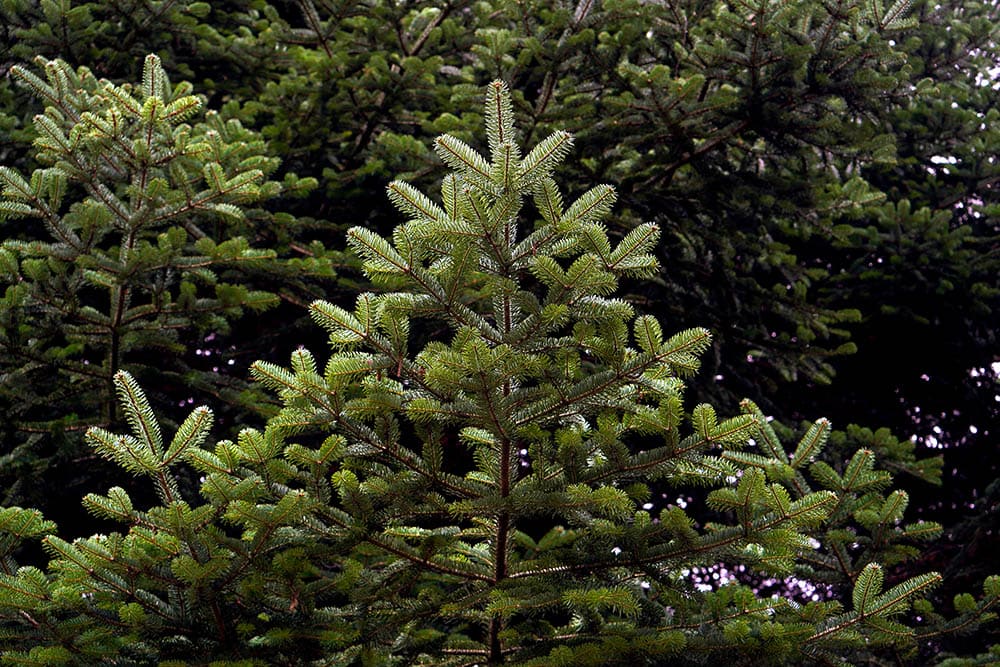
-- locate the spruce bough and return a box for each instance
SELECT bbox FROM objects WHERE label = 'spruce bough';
[0,81,996,665]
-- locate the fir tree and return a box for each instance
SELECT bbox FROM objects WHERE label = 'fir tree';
[5,1,991,493]
[0,80,995,666]
[0,55,323,516]
[818,0,1000,631]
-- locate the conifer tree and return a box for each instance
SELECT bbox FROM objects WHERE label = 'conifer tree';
[1,4,997,663]
[0,55,323,515]
[427,0,924,400]
[0,80,995,666]
[817,0,1000,608]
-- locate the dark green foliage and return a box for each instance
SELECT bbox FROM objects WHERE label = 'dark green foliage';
[801,0,1000,630]
[0,83,994,665]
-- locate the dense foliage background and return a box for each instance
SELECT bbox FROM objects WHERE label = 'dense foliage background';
[0,0,997,663]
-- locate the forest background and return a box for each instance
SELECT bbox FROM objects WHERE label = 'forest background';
[0,0,997,663]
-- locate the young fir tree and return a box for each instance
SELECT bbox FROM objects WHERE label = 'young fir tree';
[0,81,996,666]
[0,55,323,515]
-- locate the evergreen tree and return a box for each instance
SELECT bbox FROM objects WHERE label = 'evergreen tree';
[0,81,994,666]
[0,55,324,516]
[812,0,1000,624]
[2,0,951,406]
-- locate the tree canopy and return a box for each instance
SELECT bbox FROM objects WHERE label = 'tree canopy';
[0,0,997,663]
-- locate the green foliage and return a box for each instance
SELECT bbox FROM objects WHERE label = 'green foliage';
[0,82,993,665]
[1,0,998,662]
[0,54,330,515]
[457,0,923,395]
[7,0,980,401]
[1,0,995,418]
